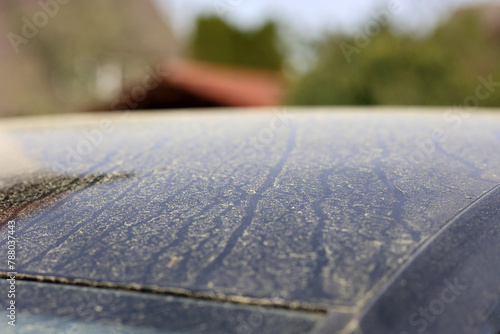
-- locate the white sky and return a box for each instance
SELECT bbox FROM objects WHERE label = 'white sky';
[155,0,500,37]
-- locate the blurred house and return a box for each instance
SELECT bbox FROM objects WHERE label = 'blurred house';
[481,4,500,42]
[94,59,285,111]
[0,0,176,116]
[0,4,55,116]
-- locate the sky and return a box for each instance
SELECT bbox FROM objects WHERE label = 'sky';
[155,0,500,38]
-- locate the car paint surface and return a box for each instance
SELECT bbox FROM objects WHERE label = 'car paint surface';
[1,108,500,332]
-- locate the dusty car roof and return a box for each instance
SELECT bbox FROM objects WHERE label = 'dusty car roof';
[1,108,500,331]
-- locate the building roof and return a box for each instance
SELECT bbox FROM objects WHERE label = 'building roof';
[97,59,285,111]
[163,59,285,107]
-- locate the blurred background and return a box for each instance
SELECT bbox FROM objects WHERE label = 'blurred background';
[1,0,500,117]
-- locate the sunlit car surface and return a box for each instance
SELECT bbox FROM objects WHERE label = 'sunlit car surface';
[1,108,500,333]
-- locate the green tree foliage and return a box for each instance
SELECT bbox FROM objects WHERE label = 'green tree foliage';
[190,16,283,71]
[288,9,500,107]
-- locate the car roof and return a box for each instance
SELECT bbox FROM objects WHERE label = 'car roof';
[1,108,500,332]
